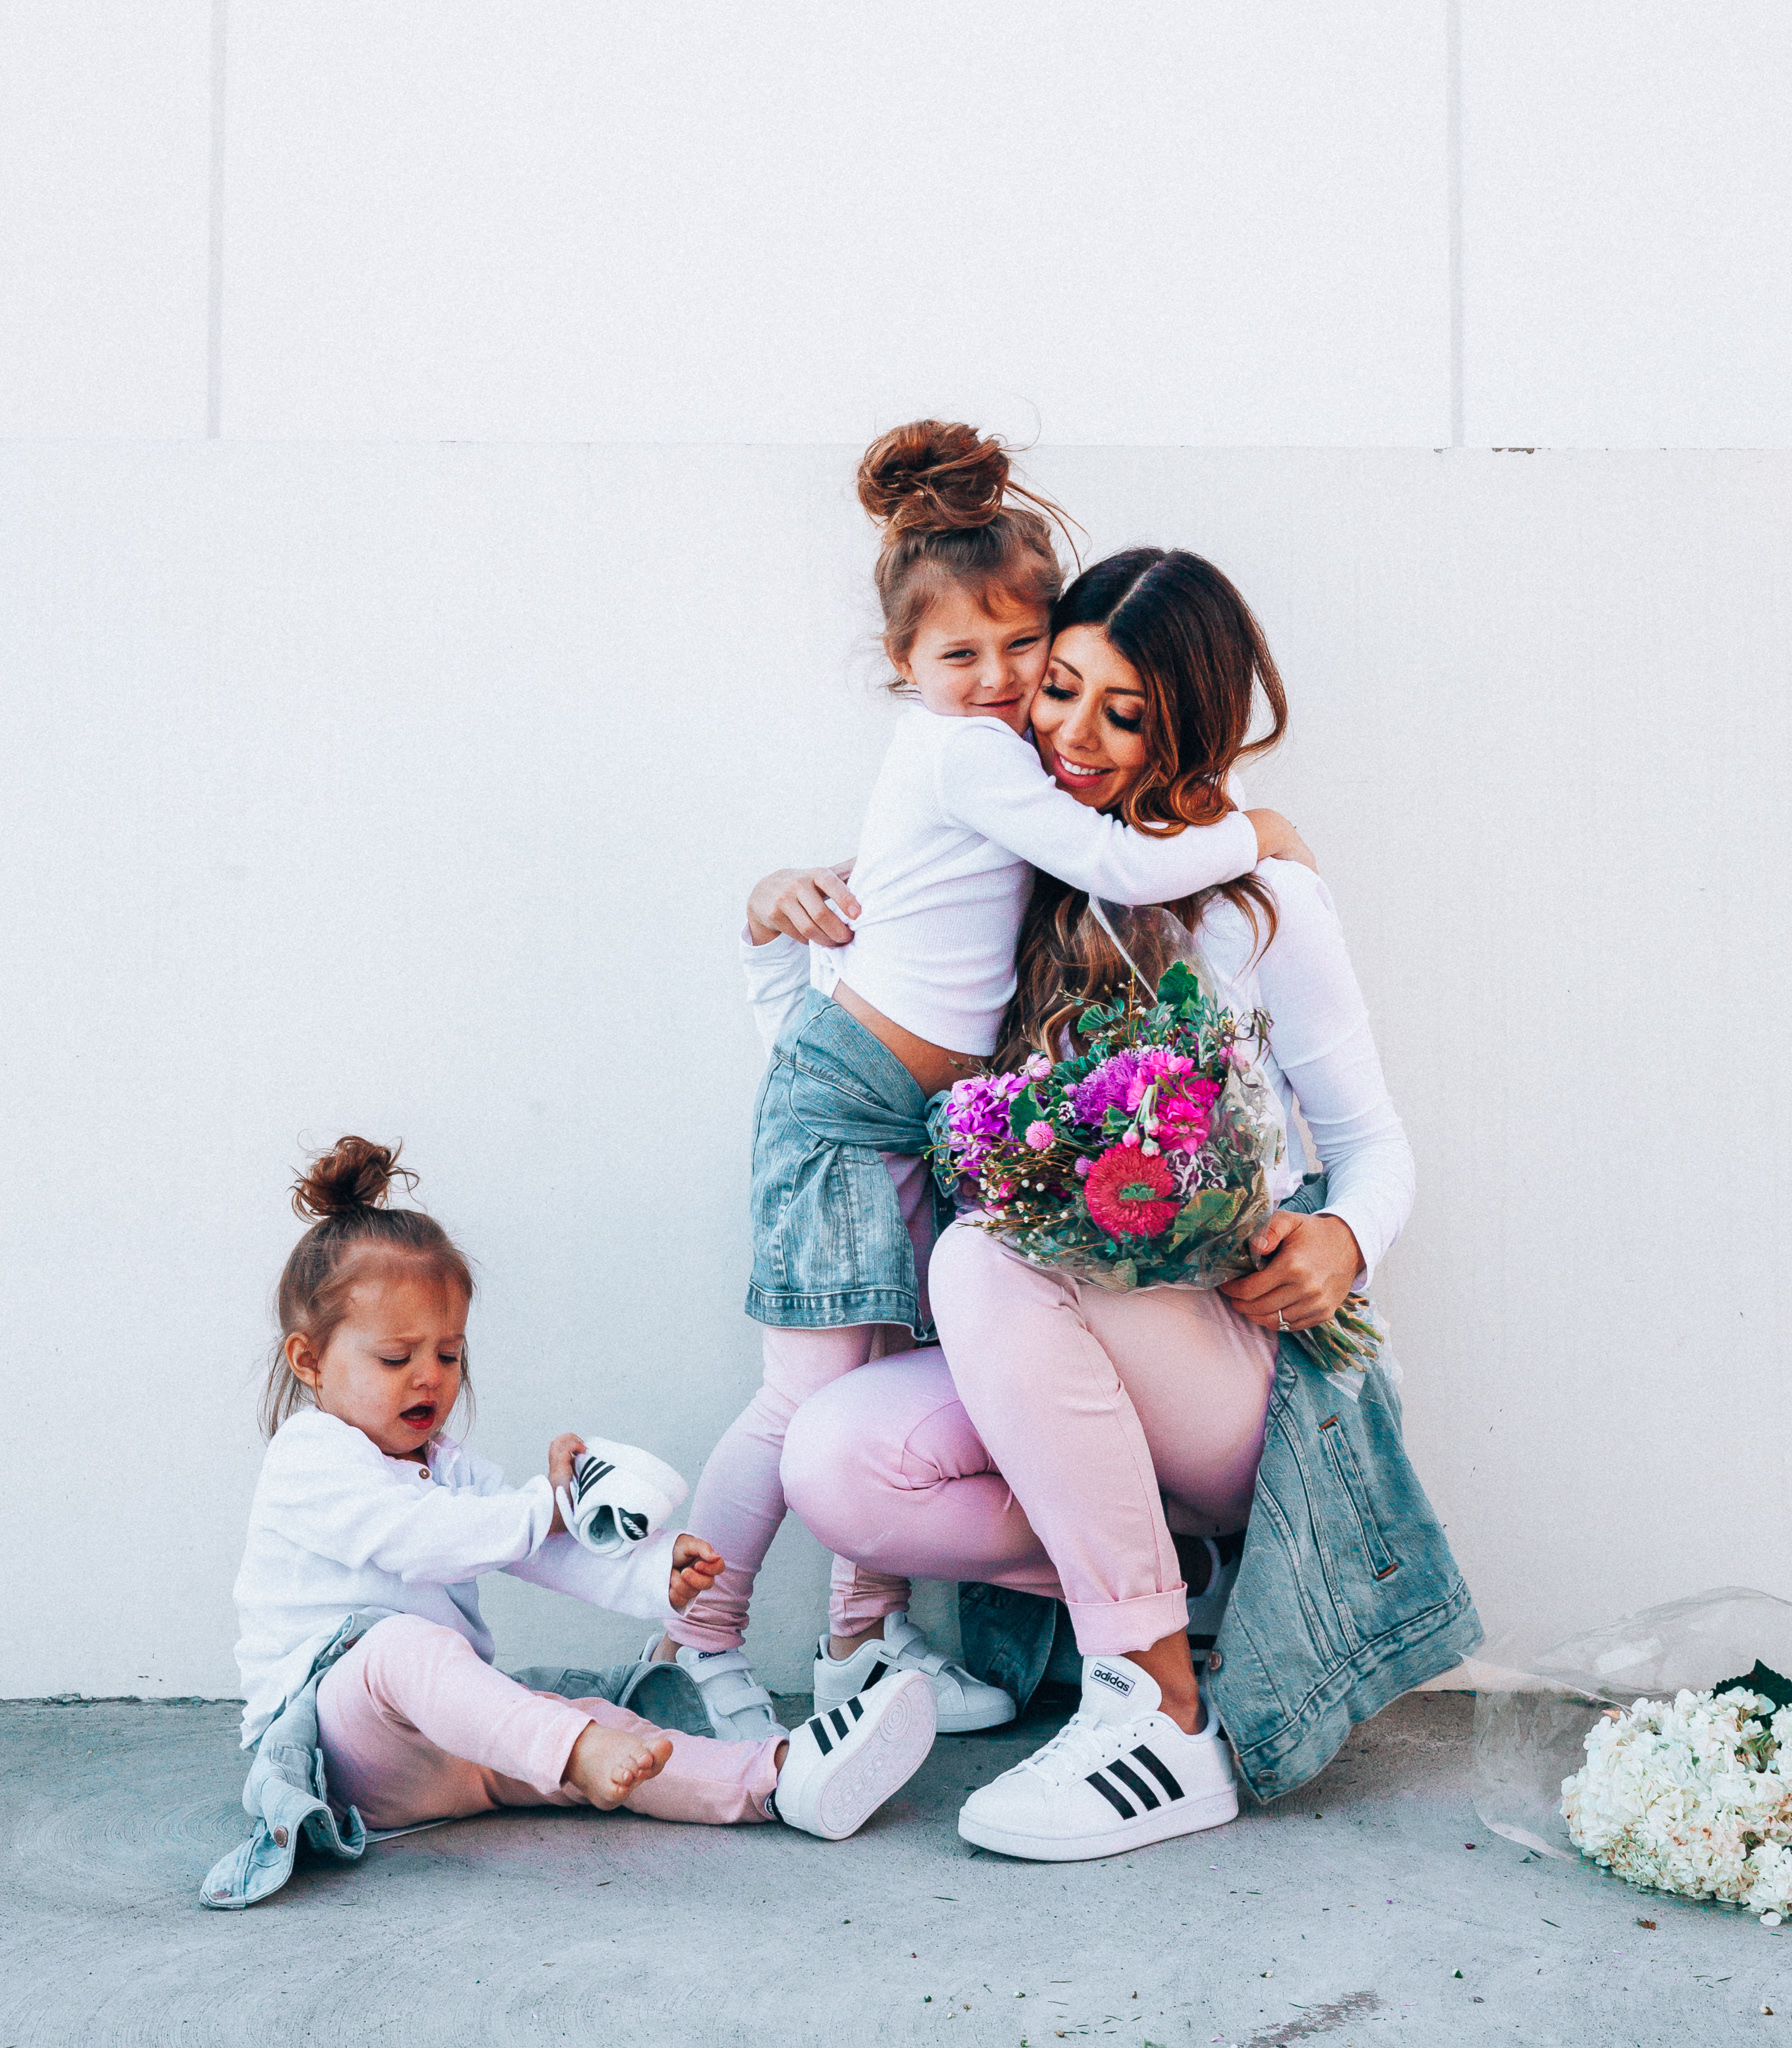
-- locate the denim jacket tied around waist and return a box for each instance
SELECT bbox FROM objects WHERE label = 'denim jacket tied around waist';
[746,987,951,1340]
[957,1173,1483,1804]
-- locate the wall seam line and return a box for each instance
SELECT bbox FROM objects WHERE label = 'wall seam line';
[1447,0,1465,448]
[206,0,228,440]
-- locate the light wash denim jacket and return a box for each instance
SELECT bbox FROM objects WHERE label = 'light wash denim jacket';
[746,987,950,1338]
[958,1174,1483,1803]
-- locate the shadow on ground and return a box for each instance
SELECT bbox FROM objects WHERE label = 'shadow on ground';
[3,1691,1786,2045]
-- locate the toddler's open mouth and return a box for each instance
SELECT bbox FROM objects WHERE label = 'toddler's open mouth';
[400,1403,436,1429]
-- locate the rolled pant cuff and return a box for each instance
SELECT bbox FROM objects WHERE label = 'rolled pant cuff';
[1065,1585,1189,1658]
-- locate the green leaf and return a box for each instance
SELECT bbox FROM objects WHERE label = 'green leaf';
[1170,1187,1245,1242]
[1714,1662,1792,1710]
[1008,1086,1042,1138]
[1155,961,1200,1007]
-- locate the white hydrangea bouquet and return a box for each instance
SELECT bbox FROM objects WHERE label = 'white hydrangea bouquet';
[1563,1662,1792,1923]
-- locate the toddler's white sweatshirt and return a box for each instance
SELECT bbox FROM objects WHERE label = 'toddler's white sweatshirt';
[233,1408,675,1747]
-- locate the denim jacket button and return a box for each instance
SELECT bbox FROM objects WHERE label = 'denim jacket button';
[273,1827,288,1848]
[1207,1649,1223,1672]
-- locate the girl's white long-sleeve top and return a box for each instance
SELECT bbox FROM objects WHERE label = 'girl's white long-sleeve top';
[809,707,1259,1054]
[232,1408,677,1748]
[743,857,1414,1283]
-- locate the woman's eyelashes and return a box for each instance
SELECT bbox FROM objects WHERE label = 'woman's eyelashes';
[1040,680,1143,733]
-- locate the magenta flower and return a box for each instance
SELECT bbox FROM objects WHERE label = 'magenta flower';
[1025,1121,1055,1150]
[1153,1075,1223,1153]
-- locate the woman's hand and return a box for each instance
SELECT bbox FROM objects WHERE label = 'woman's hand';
[1219,1212,1362,1332]
[746,861,859,947]
[546,1431,587,1536]
[1243,809,1318,874]
[668,1534,725,1610]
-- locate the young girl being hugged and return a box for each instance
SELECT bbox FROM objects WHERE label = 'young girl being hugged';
[651,424,1312,1739]
[232,1137,936,1856]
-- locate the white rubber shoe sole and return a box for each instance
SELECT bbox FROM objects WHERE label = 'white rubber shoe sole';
[776,1670,938,1842]
[957,1778,1238,1862]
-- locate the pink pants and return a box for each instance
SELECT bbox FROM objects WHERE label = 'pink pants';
[316,1615,782,1829]
[667,1152,935,1652]
[781,1221,1276,1657]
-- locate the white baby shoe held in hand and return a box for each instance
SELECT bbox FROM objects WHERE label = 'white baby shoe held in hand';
[956,1654,1237,1862]
[557,1439,689,1556]
[774,1669,938,1841]
[813,1608,1015,1734]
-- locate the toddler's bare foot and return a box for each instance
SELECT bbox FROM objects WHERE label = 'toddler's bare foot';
[563,1723,672,1810]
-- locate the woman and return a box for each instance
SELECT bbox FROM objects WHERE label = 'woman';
[777,548,1481,1861]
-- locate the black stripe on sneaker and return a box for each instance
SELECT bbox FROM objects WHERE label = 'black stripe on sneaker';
[1130,1744,1184,1801]
[828,1708,850,1740]
[1085,1771,1137,1820]
[846,1696,864,1721]
[807,1716,834,1755]
[864,1660,889,1689]
[1107,1758,1160,1811]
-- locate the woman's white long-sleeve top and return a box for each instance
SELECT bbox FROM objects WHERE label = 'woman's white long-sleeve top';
[232,1408,677,1747]
[741,856,1413,1282]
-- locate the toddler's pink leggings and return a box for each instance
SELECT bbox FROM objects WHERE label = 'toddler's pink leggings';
[316,1615,782,1830]
[666,1152,934,1653]
[781,1222,1276,1658]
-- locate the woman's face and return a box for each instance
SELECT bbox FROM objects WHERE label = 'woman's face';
[1031,624,1150,808]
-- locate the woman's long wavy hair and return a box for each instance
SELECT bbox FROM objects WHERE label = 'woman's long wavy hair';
[994,548,1288,1069]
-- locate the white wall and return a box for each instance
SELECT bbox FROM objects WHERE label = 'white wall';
[2,3,1789,1698]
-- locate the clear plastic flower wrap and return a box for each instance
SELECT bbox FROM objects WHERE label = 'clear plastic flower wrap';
[930,899,1381,1376]
[1471,1587,1792,1874]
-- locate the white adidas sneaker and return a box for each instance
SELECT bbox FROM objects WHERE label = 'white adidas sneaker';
[956,1654,1237,1862]
[645,1640,787,1742]
[774,1669,938,1841]
[813,1609,1016,1735]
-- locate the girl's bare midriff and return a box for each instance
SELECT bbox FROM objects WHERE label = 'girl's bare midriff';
[831,980,982,1099]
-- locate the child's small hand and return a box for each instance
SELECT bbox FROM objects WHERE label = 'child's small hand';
[1245,809,1319,873]
[668,1533,724,1610]
[547,1432,587,1537]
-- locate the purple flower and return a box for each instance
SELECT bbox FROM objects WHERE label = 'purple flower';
[1025,1121,1055,1150]
[1069,1052,1142,1126]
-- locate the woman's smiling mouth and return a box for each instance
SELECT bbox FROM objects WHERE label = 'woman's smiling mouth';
[1053,756,1110,783]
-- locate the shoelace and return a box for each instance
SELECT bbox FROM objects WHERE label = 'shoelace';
[1010,1709,1137,1790]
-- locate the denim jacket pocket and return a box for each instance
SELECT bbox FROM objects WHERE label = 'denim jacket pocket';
[1318,1411,1399,1580]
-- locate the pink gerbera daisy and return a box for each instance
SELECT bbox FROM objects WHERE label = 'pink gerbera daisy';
[1083,1145,1180,1238]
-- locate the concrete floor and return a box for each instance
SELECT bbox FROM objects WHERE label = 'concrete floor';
[4,1691,1788,2047]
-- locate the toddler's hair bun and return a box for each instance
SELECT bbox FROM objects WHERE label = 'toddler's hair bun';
[857,420,1012,538]
[291,1136,417,1221]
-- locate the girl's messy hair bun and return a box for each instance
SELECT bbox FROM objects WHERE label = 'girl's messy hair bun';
[857,419,1014,537]
[291,1135,417,1221]
[855,419,1076,675]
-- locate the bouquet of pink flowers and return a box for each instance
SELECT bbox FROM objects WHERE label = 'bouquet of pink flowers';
[934,913,1380,1377]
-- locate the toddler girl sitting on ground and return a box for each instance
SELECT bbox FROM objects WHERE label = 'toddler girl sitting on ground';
[233,1136,935,1849]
